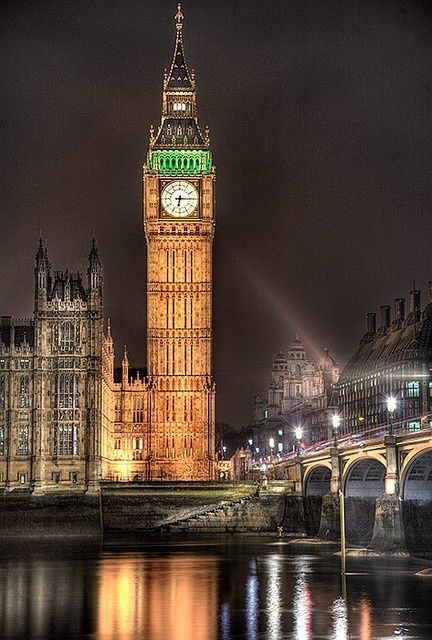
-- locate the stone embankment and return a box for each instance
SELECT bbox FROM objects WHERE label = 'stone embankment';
[0,482,289,538]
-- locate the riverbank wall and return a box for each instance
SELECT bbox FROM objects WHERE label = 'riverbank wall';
[0,482,290,538]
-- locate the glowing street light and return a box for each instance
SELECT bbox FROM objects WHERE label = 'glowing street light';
[268,437,275,461]
[332,414,341,447]
[386,396,397,436]
[294,426,303,455]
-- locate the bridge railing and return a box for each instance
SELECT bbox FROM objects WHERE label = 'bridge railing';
[253,413,432,468]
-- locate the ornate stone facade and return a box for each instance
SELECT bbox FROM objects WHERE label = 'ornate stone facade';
[253,337,339,455]
[0,6,215,490]
[0,240,102,492]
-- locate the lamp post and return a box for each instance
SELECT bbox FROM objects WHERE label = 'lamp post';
[332,414,341,448]
[331,414,346,584]
[269,437,274,461]
[294,426,303,455]
[386,396,397,436]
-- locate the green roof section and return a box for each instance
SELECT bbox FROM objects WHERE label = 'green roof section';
[147,149,213,175]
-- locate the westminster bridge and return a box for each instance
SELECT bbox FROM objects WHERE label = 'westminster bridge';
[265,424,432,552]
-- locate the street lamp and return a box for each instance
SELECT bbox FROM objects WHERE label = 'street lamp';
[386,396,397,436]
[294,426,303,455]
[269,437,274,460]
[222,445,227,460]
[332,414,341,447]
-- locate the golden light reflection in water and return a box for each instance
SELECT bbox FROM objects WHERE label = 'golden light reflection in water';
[96,554,219,640]
[332,596,349,640]
[292,557,313,640]
[359,595,372,640]
[246,560,259,640]
[265,555,282,640]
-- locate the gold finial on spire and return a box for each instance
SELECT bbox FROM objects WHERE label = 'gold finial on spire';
[175,3,184,31]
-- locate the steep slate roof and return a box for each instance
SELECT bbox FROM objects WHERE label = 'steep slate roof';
[339,304,432,381]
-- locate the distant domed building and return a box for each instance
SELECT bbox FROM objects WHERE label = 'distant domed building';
[253,337,339,456]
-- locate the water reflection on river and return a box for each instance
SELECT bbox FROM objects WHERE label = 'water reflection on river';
[0,539,431,639]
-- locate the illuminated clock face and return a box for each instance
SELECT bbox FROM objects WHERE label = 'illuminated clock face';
[161,181,198,218]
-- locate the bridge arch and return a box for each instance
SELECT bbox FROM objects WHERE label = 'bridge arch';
[304,464,331,497]
[401,448,432,501]
[343,457,386,497]
[342,456,386,546]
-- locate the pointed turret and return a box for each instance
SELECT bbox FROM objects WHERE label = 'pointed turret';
[150,3,207,150]
[88,238,102,304]
[34,238,50,306]
[166,4,194,91]
[122,346,129,387]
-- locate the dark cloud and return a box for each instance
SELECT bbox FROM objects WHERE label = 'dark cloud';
[1,0,431,426]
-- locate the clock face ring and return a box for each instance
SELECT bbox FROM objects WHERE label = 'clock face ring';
[161,180,198,218]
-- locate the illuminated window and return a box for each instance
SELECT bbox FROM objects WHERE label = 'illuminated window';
[19,376,29,408]
[59,424,78,456]
[264,409,268,419]
[58,373,79,408]
[0,376,4,408]
[133,396,144,422]
[18,425,29,455]
[60,322,77,353]
[278,442,283,453]
[0,426,3,455]
[53,422,78,456]
[407,381,420,398]
[278,429,283,436]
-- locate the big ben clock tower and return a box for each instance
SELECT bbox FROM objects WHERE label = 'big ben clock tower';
[143,4,216,480]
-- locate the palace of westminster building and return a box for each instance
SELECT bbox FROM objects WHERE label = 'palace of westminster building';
[3,6,432,493]
[0,6,216,491]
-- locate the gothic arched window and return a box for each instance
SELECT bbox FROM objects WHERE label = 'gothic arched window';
[60,322,75,353]
[58,372,79,408]
[19,376,29,408]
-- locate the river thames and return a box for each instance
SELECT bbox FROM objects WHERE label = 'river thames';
[0,538,431,640]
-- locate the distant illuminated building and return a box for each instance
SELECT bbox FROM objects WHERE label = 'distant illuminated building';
[253,336,339,454]
[335,286,432,435]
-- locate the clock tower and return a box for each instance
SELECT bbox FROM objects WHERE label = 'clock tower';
[143,4,216,480]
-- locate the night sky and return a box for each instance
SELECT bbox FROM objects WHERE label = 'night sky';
[1,1,432,426]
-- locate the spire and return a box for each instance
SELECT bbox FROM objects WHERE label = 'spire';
[36,237,44,262]
[88,237,102,300]
[166,3,193,91]
[89,237,100,268]
[35,237,50,300]
[122,346,129,387]
[150,4,208,151]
